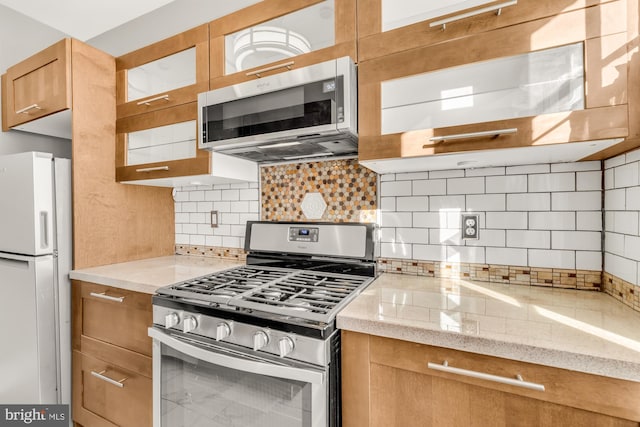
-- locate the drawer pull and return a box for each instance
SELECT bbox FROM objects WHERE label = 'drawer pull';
[16,104,42,114]
[246,61,295,78]
[430,0,518,30]
[428,361,545,391]
[91,370,128,388]
[89,292,125,303]
[136,94,170,106]
[135,166,170,173]
[428,128,518,143]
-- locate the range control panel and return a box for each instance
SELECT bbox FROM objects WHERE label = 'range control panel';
[288,226,319,242]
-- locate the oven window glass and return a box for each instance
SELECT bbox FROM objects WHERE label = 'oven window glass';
[160,344,318,427]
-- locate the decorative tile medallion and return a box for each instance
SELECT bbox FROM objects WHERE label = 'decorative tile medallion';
[261,159,377,223]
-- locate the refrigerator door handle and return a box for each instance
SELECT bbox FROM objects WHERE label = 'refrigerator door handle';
[39,211,49,250]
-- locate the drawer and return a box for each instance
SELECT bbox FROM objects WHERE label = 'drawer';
[72,350,152,427]
[369,334,640,422]
[73,281,153,356]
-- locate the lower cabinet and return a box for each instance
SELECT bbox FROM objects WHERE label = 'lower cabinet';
[72,280,153,427]
[342,331,640,427]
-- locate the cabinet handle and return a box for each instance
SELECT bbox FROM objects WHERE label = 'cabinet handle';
[430,0,518,30]
[135,166,170,173]
[246,61,295,78]
[91,370,128,388]
[89,291,125,303]
[427,361,545,391]
[428,128,517,143]
[16,104,42,114]
[136,94,170,106]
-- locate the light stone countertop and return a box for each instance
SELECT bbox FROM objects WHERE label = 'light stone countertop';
[69,255,243,294]
[337,273,640,382]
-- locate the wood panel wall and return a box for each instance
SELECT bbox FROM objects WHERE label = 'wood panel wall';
[70,40,174,269]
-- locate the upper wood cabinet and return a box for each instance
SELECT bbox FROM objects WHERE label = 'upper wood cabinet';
[2,38,71,131]
[358,1,631,169]
[116,24,209,119]
[208,0,357,89]
[356,0,610,61]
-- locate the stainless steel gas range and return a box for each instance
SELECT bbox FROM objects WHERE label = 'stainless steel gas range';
[149,221,377,427]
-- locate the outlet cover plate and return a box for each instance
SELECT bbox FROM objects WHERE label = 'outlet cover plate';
[461,214,480,240]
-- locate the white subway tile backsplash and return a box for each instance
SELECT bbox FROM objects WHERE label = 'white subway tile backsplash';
[429,169,464,179]
[182,202,197,212]
[397,228,429,244]
[205,190,222,201]
[627,150,640,163]
[221,189,240,200]
[604,211,616,232]
[485,212,527,230]
[413,245,446,261]
[189,190,205,201]
[466,194,505,211]
[381,212,412,228]
[175,224,182,234]
[576,212,602,231]
[506,164,550,175]
[624,235,640,261]
[397,196,429,211]
[196,224,213,235]
[230,201,249,213]
[239,213,259,223]
[576,251,602,270]
[413,179,447,195]
[205,235,223,247]
[507,230,550,249]
[447,177,484,194]
[465,229,506,247]
[396,171,430,181]
[176,234,189,245]
[614,162,639,188]
[221,213,240,225]
[189,213,207,224]
[576,171,601,191]
[213,201,231,212]
[182,224,197,234]
[430,228,462,245]
[528,173,575,192]
[551,161,601,172]
[604,168,614,190]
[380,197,396,211]
[381,180,412,196]
[605,232,625,257]
[430,195,466,211]
[613,211,639,235]
[249,201,260,213]
[173,191,189,202]
[604,189,626,211]
[413,212,443,228]
[604,154,626,169]
[229,183,249,189]
[552,231,601,251]
[382,243,412,259]
[552,192,601,211]
[528,249,575,269]
[529,212,575,230]
[486,247,527,266]
[222,236,241,248]
[197,201,214,213]
[485,175,527,193]
[240,188,259,200]
[175,213,189,223]
[190,235,205,246]
[215,224,231,235]
[446,246,485,264]
[380,228,396,243]
[605,252,637,283]
[230,225,247,236]
[507,193,550,211]
[465,167,505,177]
[626,187,640,211]
[380,174,396,182]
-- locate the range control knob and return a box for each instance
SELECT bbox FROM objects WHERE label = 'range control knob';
[164,312,180,329]
[215,322,231,341]
[278,337,295,358]
[253,331,269,351]
[182,316,198,333]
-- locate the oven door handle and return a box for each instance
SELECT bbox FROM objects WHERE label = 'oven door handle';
[148,327,325,385]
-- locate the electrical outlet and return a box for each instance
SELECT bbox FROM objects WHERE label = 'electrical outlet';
[461,214,479,240]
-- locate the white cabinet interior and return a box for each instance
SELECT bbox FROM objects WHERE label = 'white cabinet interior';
[224,0,336,75]
[126,120,196,166]
[381,42,584,135]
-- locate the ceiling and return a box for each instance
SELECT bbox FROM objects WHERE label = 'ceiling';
[0,0,179,41]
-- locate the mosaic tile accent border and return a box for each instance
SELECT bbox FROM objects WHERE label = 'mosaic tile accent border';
[603,272,640,312]
[260,159,377,223]
[377,258,602,291]
[175,244,247,261]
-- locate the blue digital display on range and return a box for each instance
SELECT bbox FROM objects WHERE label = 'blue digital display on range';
[299,229,310,236]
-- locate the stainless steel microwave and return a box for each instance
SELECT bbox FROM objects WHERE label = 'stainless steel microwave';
[198,56,357,163]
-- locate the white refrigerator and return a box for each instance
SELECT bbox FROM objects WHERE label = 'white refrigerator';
[0,151,71,405]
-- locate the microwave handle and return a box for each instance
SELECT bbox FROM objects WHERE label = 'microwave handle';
[148,327,324,385]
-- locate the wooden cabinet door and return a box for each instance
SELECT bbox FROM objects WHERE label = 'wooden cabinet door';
[357,1,629,164]
[357,0,611,61]
[116,24,209,119]
[209,0,356,89]
[72,351,152,427]
[115,102,210,182]
[2,38,71,130]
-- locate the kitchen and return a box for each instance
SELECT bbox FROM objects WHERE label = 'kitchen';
[0,0,639,426]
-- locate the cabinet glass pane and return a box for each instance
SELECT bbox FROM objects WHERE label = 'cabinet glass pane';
[381,43,584,135]
[225,0,335,75]
[127,120,196,166]
[381,0,492,32]
[127,48,196,102]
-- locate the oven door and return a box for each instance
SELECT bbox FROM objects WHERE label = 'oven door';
[149,327,328,427]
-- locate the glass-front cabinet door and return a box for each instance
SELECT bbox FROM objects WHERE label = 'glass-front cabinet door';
[209,0,356,88]
[116,24,209,118]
